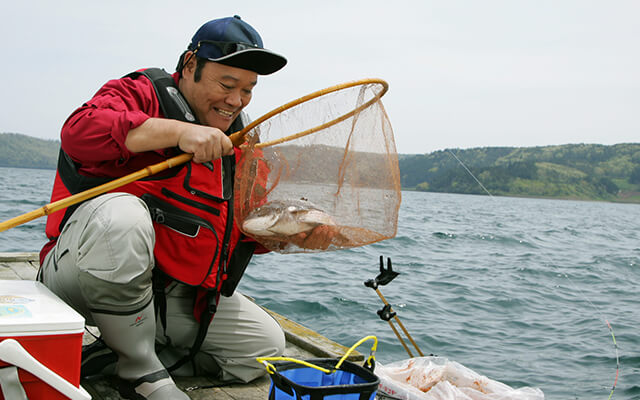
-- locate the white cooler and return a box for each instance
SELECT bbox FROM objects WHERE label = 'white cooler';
[0,280,90,399]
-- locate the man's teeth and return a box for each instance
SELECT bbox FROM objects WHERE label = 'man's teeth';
[216,109,234,117]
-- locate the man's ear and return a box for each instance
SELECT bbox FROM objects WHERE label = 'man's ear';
[182,51,197,78]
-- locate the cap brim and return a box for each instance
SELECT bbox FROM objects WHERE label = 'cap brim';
[209,48,287,75]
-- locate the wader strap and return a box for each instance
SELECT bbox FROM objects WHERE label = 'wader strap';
[166,291,217,373]
[152,270,169,340]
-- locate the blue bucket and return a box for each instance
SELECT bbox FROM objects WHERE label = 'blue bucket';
[265,358,379,400]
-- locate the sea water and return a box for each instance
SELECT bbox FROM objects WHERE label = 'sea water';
[1,166,638,399]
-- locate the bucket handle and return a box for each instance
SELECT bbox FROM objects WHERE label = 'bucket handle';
[257,335,377,374]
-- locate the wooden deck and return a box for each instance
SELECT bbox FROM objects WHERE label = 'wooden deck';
[0,252,363,400]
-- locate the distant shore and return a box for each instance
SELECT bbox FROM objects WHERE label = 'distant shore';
[3,132,639,203]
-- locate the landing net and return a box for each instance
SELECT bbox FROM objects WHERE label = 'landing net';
[234,79,401,253]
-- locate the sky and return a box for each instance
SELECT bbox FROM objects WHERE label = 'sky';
[0,0,638,155]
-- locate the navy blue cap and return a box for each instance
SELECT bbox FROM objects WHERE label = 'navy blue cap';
[187,15,287,75]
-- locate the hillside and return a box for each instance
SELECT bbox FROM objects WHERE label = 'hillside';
[400,143,640,203]
[0,133,59,169]
[2,133,639,203]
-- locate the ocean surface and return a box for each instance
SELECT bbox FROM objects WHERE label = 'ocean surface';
[1,166,638,399]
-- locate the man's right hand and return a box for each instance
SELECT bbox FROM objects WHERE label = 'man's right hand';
[177,125,234,163]
[125,118,234,163]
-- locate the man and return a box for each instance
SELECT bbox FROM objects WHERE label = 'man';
[39,16,288,400]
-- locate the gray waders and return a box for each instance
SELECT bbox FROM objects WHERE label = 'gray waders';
[91,302,188,399]
[39,193,189,399]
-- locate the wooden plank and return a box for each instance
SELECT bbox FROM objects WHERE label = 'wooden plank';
[10,261,39,280]
[217,378,271,400]
[0,267,21,280]
[177,377,235,400]
[267,310,363,361]
[0,252,39,280]
[187,387,235,400]
[0,252,40,262]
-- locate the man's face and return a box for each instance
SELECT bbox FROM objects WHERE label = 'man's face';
[180,57,258,131]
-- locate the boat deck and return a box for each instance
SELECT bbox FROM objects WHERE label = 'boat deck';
[0,252,363,400]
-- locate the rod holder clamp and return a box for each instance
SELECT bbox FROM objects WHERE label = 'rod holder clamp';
[376,304,396,321]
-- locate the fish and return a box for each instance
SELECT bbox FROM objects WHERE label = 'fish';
[242,199,336,237]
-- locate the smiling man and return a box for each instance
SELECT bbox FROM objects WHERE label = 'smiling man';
[38,16,287,400]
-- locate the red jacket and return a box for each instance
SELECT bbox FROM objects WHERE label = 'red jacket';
[41,70,265,302]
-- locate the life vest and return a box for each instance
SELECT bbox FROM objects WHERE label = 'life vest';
[44,68,255,296]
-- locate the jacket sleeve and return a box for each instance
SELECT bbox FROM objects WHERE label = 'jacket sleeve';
[61,75,160,165]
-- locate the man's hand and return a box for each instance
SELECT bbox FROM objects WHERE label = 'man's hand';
[290,224,339,250]
[125,118,234,163]
[177,125,234,163]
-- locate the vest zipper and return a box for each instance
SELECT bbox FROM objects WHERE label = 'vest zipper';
[218,161,236,288]
[161,188,221,216]
[150,206,215,231]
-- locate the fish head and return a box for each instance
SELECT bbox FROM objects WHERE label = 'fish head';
[242,199,336,237]
[241,213,280,237]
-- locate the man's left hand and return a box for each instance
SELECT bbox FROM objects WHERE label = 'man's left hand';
[290,224,339,250]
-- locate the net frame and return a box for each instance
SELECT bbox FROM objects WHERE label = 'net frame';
[228,78,389,148]
[234,78,400,253]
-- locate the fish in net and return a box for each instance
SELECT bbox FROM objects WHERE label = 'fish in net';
[234,79,401,253]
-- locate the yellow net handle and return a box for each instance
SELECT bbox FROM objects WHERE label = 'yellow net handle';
[0,153,195,233]
[256,335,377,375]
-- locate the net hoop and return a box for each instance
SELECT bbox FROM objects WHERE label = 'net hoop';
[234,78,399,253]
[229,78,388,148]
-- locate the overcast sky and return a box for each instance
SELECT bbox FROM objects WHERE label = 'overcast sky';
[1,0,638,154]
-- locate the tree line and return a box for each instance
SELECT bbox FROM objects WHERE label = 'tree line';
[0,133,60,169]
[3,133,639,203]
[400,143,640,202]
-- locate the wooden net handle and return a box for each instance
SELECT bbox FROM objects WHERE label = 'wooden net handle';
[0,153,195,232]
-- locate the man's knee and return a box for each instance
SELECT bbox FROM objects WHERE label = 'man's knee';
[75,193,155,312]
[76,193,154,280]
[260,315,286,358]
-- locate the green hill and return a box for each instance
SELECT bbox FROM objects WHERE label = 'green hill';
[2,133,639,203]
[400,143,640,203]
[0,133,59,169]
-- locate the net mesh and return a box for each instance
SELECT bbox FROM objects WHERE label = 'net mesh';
[234,80,401,253]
